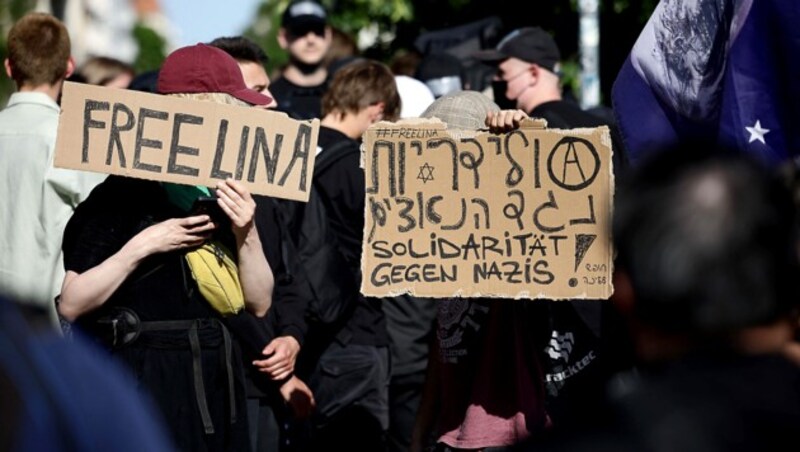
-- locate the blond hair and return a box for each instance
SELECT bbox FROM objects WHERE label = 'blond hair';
[167,92,249,107]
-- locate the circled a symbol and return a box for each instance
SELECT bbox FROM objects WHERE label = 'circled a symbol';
[547,137,601,191]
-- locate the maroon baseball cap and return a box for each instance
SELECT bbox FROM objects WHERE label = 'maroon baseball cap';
[157,43,273,106]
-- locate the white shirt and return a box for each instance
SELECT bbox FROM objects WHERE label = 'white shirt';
[0,92,105,323]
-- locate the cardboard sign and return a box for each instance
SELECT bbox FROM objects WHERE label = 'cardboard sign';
[361,118,614,300]
[54,82,319,201]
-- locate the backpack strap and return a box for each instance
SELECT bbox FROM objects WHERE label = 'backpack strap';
[314,139,359,177]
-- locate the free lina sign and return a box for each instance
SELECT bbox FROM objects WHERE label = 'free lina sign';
[54,82,319,202]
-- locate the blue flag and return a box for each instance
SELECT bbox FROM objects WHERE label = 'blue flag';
[612,0,800,168]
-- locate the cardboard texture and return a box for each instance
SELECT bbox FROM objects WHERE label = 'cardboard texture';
[361,118,614,300]
[54,82,319,201]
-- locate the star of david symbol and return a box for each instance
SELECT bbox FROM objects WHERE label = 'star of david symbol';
[417,162,435,183]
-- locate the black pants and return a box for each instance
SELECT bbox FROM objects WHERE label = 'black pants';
[305,342,391,451]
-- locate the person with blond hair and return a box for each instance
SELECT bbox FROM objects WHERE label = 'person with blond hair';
[58,44,275,451]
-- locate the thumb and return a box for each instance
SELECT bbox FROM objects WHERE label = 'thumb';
[262,340,276,356]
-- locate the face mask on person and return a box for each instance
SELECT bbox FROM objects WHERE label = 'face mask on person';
[492,79,516,110]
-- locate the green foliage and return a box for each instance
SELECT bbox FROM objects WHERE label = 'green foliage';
[244,1,287,76]
[0,0,38,105]
[244,0,415,74]
[559,58,581,100]
[132,22,167,74]
[611,0,659,22]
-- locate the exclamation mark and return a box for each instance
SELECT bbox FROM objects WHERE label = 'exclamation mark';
[569,234,596,287]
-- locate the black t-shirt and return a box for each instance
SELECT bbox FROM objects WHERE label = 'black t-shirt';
[312,126,389,346]
[62,176,252,451]
[530,353,800,452]
[270,76,327,120]
[63,176,218,323]
[530,100,628,172]
[528,100,635,426]
[252,195,311,348]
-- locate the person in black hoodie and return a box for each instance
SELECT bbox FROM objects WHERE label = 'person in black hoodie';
[529,147,800,452]
[282,59,401,451]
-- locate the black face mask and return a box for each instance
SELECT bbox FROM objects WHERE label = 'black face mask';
[491,79,517,110]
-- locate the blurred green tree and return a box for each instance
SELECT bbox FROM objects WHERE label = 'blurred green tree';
[132,22,167,74]
[242,0,656,104]
[0,0,37,105]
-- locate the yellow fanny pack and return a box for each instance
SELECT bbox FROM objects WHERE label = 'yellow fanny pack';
[184,241,244,317]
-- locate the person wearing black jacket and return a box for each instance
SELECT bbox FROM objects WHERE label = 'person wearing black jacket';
[283,59,401,451]
[271,0,332,119]
[475,27,634,431]
[474,26,628,170]
[528,148,800,452]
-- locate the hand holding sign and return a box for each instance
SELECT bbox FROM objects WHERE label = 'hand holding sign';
[215,178,256,237]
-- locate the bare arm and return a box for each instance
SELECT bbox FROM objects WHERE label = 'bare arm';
[216,179,273,317]
[58,215,215,321]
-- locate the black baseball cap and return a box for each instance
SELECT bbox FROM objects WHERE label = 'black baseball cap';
[282,0,327,35]
[474,27,561,72]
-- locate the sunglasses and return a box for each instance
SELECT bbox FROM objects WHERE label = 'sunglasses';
[287,23,326,38]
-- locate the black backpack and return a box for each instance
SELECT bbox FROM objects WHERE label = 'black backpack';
[278,140,360,326]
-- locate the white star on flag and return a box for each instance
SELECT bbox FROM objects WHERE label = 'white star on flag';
[745,120,770,144]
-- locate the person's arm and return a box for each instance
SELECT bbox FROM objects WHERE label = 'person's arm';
[254,199,315,380]
[216,178,272,317]
[58,215,215,321]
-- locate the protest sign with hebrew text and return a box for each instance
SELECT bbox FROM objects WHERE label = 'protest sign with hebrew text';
[361,118,614,299]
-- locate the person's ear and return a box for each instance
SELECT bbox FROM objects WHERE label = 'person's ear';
[65,57,75,79]
[368,102,385,123]
[529,63,541,86]
[4,59,12,79]
[324,26,333,43]
[277,28,290,49]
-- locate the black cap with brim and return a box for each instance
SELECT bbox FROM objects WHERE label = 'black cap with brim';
[473,48,508,64]
[282,0,327,33]
[473,27,561,72]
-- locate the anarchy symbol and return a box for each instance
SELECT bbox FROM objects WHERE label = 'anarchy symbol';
[547,137,601,191]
